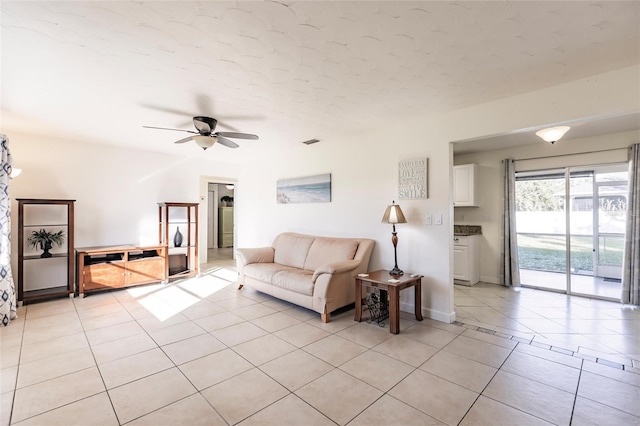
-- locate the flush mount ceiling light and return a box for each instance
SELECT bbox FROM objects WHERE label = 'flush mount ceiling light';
[535,126,570,144]
[225,184,235,190]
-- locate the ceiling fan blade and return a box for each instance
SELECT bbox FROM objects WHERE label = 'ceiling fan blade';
[139,104,194,116]
[216,121,240,132]
[143,125,197,134]
[216,132,259,140]
[174,136,194,144]
[216,135,239,148]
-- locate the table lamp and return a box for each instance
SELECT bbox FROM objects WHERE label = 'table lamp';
[381,201,407,275]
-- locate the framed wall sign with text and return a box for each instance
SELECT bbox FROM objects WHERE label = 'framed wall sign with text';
[398,158,428,199]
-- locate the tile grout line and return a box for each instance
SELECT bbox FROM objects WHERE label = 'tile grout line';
[454,318,634,371]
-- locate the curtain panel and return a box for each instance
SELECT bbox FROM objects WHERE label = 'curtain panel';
[0,135,17,326]
[622,143,640,305]
[500,159,520,287]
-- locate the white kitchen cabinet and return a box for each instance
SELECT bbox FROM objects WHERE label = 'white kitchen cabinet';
[453,163,478,207]
[453,235,480,285]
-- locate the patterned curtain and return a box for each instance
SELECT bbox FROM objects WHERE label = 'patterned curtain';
[0,135,17,326]
[622,143,640,305]
[500,159,520,286]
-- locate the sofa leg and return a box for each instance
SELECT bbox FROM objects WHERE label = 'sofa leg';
[321,313,330,323]
[238,284,243,290]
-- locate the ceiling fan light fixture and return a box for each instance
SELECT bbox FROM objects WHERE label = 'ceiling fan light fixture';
[194,135,216,150]
[535,126,570,144]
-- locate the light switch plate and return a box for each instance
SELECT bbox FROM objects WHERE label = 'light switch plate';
[435,213,442,225]
[425,214,432,225]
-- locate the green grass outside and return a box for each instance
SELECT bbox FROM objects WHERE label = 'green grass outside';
[517,234,624,273]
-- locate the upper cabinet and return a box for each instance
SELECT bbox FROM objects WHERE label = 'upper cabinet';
[453,163,478,207]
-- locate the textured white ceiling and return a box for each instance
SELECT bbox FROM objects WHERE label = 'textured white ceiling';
[1,1,639,162]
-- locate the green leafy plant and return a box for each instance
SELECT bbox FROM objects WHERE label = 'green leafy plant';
[27,228,65,251]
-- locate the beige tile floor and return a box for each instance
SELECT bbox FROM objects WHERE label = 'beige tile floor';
[454,282,640,367]
[0,252,638,425]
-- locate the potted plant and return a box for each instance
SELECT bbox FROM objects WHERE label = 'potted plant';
[27,228,65,258]
[220,195,234,207]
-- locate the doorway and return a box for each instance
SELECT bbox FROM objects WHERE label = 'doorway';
[515,163,628,301]
[204,181,235,266]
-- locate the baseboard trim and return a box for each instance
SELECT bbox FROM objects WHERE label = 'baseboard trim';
[481,275,500,284]
[399,301,455,324]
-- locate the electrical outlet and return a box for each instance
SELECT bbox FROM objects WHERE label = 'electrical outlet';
[434,213,442,225]
[481,214,492,222]
[425,214,432,225]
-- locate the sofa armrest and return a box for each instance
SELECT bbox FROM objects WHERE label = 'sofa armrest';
[236,247,275,266]
[312,259,361,282]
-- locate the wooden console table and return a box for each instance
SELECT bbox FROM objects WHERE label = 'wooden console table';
[354,270,423,334]
[76,245,167,297]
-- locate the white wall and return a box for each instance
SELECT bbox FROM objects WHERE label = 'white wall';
[9,134,240,274]
[454,130,638,284]
[238,65,640,323]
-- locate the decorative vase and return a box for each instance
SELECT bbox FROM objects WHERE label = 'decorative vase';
[41,242,53,258]
[173,227,183,247]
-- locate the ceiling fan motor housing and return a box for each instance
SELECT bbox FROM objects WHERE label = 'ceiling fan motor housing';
[194,116,217,134]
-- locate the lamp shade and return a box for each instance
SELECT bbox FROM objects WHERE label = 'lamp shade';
[535,126,570,144]
[381,201,407,224]
[9,168,22,178]
[193,135,216,150]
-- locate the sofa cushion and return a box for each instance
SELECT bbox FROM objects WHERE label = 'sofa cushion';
[272,269,314,296]
[303,238,359,271]
[244,263,297,283]
[273,233,315,269]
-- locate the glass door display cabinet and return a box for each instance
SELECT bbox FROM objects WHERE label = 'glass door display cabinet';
[158,202,199,279]
[17,198,75,303]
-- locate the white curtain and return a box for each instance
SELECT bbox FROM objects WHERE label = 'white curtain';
[622,143,639,305]
[500,159,520,286]
[0,135,17,326]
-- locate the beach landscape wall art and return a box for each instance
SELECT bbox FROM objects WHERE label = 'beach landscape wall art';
[277,173,331,204]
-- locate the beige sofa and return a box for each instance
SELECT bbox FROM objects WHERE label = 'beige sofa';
[236,232,375,322]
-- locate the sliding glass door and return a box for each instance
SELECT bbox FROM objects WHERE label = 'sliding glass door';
[516,170,567,292]
[515,163,628,301]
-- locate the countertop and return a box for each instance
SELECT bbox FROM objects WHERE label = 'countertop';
[453,225,482,236]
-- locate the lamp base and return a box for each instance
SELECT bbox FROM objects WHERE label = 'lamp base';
[389,267,404,276]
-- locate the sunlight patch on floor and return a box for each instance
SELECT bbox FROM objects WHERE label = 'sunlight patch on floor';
[177,274,232,298]
[209,267,237,282]
[127,266,238,321]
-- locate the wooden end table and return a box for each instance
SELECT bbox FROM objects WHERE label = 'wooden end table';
[354,270,423,334]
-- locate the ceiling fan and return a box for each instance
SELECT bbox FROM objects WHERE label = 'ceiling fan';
[143,116,258,150]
